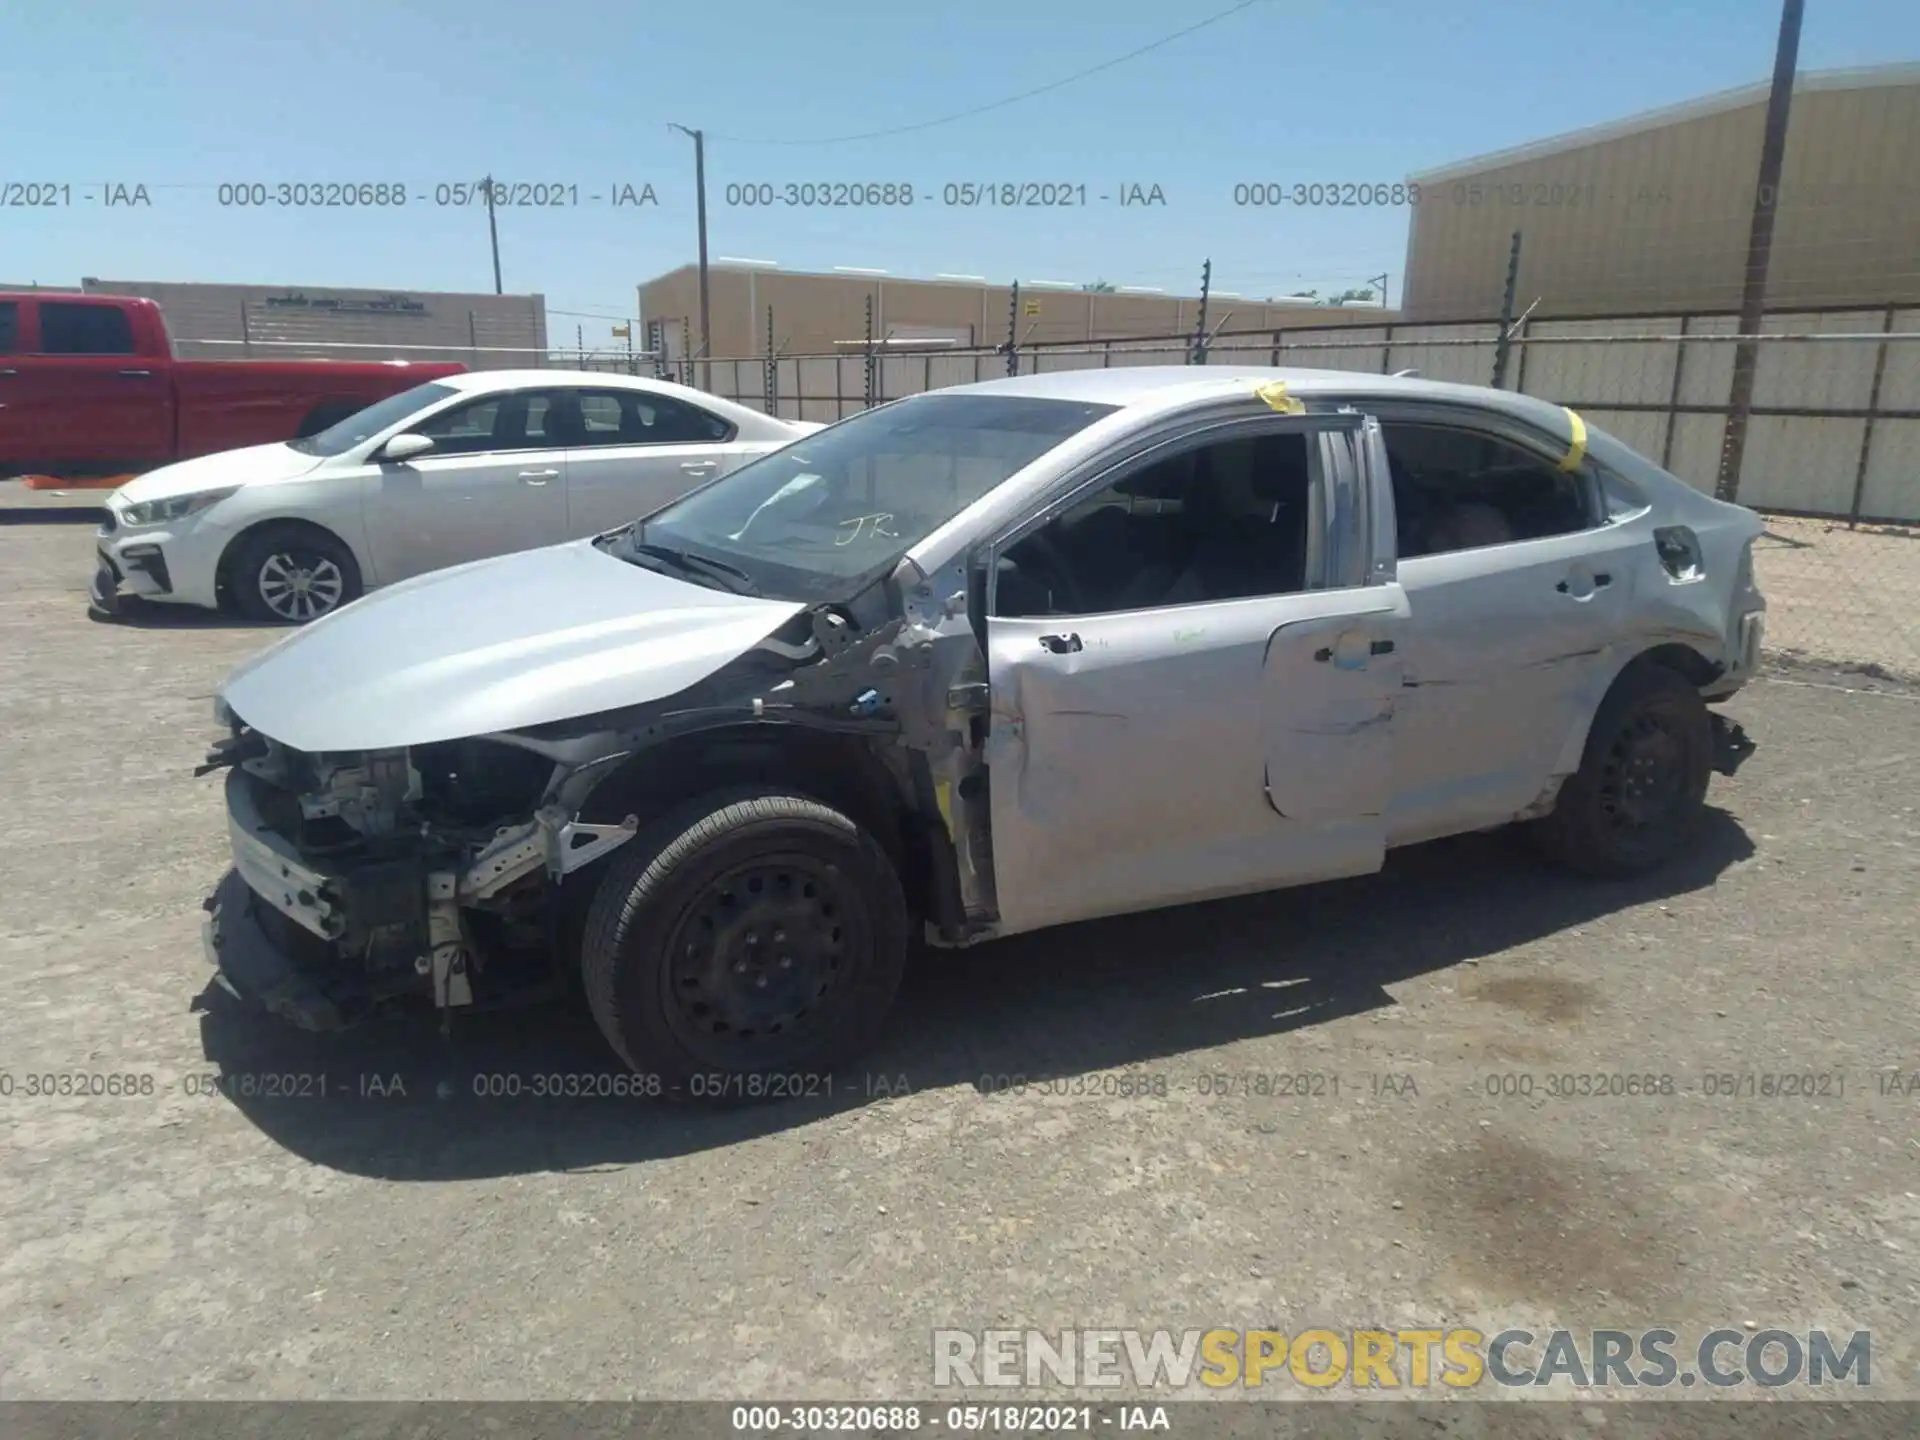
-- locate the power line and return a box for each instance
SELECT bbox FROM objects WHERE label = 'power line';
[703,0,1268,146]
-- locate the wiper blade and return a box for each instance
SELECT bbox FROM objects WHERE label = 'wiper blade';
[628,541,758,594]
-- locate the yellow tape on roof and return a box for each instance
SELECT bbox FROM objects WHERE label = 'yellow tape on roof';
[1559,407,1589,473]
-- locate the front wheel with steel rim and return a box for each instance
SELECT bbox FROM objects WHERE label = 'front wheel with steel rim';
[227,525,363,624]
[1532,659,1714,878]
[580,789,910,1095]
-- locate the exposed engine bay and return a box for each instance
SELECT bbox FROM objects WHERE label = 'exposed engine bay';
[197,592,999,1031]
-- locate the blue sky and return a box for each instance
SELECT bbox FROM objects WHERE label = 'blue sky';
[5,0,1917,342]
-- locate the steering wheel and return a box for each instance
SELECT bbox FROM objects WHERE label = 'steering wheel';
[1021,529,1091,615]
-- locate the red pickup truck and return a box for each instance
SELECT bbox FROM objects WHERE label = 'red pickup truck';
[0,292,465,482]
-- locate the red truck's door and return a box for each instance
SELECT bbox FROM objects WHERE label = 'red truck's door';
[0,299,29,472]
[14,299,173,474]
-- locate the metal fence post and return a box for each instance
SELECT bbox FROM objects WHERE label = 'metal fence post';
[1660,315,1691,471]
[1847,305,1896,526]
[1189,259,1211,365]
[863,295,876,408]
[1491,230,1522,388]
[764,306,776,415]
[469,311,480,368]
[1004,282,1020,377]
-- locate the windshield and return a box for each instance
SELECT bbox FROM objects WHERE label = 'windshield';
[286,380,460,456]
[621,393,1118,601]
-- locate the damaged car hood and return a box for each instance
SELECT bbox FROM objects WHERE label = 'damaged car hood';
[218,539,807,752]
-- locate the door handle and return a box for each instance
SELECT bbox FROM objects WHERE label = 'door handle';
[1039,633,1083,654]
[518,469,559,485]
[117,368,154,377]
[680,460,718,473]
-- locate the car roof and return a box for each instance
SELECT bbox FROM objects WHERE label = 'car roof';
[943,364,1576,433]
[439,369,696,394]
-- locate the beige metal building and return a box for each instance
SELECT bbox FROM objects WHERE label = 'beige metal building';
[1401,63,1920,319]
[74,278,549,368]
[637,263,1397,361]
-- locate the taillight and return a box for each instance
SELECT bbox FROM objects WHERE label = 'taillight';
[1653,525,1704,581]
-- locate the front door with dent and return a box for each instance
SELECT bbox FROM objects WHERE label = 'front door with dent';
[363,388,572,584]
[981,418,1408,937]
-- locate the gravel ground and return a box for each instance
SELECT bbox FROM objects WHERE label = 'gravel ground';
[2,501,1917,1411]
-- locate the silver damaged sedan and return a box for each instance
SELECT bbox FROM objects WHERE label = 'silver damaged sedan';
[198,367,1766,1092]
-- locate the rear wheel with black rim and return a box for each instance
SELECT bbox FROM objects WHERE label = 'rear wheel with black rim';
[1533,660,1713,878]
[228,525,363,624]
[580,790,909,1097]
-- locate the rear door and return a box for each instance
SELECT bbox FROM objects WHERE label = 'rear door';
[361,387,571,583]
[1374,412,1641,840]
[563,387,761,536]
[13,300,173,472]
[981,413,1408,936]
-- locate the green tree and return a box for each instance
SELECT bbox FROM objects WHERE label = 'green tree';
[1080,279,1117,293]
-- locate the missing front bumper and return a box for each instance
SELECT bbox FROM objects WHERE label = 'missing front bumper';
[202,870,350,1031]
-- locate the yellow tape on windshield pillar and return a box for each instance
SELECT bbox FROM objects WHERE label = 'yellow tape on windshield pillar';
[1558,407,1589,472]
[1254,379,1306,415]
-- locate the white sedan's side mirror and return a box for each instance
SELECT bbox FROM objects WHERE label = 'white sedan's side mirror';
[380,433,436,463]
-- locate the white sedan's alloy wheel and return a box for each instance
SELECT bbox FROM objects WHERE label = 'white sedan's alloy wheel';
[257,551,346,621]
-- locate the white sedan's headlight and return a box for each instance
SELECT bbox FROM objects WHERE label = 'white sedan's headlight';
[119,486,242,528]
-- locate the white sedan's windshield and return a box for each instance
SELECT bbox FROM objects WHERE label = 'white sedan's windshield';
[286,381,460,457]
[624,393,1118,600]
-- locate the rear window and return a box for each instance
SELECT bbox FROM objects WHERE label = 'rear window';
[38,302,136,356]
[0,302,17,353]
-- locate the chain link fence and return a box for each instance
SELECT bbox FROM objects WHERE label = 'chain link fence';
[666,318,1919,680]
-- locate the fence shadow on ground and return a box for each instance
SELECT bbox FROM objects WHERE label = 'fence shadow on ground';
[195,810,1755,1181]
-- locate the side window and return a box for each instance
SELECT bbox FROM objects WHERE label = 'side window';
[995,432,1314,618]
[38,302,135,356]
[403,391,573,456]
[0,302,18,352]
[571,389,732,447]
[1380,421,1592,559]
[412,396,509,456]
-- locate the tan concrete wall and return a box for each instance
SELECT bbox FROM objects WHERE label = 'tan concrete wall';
[77,278,548,367]
[1402,78,1920,319]
[638,266,1396,359]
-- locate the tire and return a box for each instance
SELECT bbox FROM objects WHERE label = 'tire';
[580,789,909,1095]
[227,525,363,625]
[1532,660,1713,878]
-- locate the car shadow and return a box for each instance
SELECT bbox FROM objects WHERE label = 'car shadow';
[88,597,277,631]
[194,810,1755,1180]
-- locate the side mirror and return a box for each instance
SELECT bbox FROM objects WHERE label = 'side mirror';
[380,433,435,463]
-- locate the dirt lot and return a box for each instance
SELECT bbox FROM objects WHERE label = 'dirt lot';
[2,496,1918,1411]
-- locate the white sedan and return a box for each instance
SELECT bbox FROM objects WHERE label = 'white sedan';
[90,370,818,623]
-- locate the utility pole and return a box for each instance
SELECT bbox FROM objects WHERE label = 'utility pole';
[1715,0,1805,502]
[1491,230,1523,388]
[668,124,713,390]
[484,173,502,294]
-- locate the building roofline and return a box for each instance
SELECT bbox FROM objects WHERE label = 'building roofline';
[1407,61,1920,184]
[635,262,1396,313]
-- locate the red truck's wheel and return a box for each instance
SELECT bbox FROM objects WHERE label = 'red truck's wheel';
[226,523,363,625]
